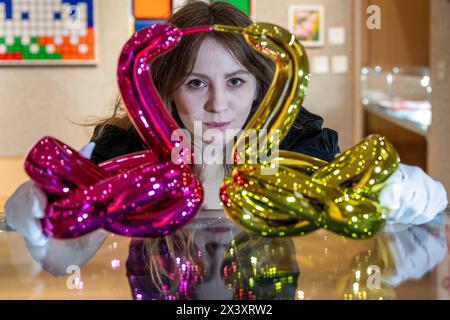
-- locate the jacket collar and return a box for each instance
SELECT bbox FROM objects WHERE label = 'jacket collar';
[280,107,325,150]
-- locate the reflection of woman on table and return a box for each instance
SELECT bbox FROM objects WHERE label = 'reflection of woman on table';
[126,217,299,300]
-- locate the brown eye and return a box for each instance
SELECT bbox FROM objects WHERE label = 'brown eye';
[187,79,207,89]
[228,78,245,87]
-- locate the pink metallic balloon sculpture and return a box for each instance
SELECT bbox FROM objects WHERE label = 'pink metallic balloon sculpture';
[24,24,209,238]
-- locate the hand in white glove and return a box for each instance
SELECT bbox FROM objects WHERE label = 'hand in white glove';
[380,163,448,225]
[5,142,96,261]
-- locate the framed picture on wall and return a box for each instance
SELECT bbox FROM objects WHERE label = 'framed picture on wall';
[0,0,98,65]
[288,5,325,47]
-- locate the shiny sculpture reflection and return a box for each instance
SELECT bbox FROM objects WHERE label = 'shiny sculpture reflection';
[222,232,299,300]
[217,23,400,238]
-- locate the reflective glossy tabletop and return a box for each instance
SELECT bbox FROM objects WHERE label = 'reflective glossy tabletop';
[0,207,449,300]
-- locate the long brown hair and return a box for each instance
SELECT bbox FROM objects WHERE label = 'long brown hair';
[93,1,275,295]
[91,0,274,140]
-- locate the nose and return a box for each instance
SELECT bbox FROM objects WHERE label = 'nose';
[204,85,229,113]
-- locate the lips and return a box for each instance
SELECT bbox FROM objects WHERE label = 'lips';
[204,121,231,129]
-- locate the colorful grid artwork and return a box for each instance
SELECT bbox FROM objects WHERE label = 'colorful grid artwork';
[0,0,97,64]
[129,0,171,33]
[134,19,166,32]
[134,0,171,20]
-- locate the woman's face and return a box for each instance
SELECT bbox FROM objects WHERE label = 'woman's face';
[173,37,258,146]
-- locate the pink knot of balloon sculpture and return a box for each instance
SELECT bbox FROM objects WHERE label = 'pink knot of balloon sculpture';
[24,24,211,238]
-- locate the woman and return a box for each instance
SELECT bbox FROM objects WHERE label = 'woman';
[4,1,447,296]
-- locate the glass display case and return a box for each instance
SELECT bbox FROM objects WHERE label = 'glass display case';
[360,66,432,135]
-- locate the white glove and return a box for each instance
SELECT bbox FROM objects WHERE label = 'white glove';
[5,142,96,261]
[380,163,448,225]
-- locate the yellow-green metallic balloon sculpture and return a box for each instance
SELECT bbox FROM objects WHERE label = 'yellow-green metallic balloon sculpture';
[216,23,400,239]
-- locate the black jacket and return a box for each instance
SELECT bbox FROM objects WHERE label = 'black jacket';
[90,107,340,164]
